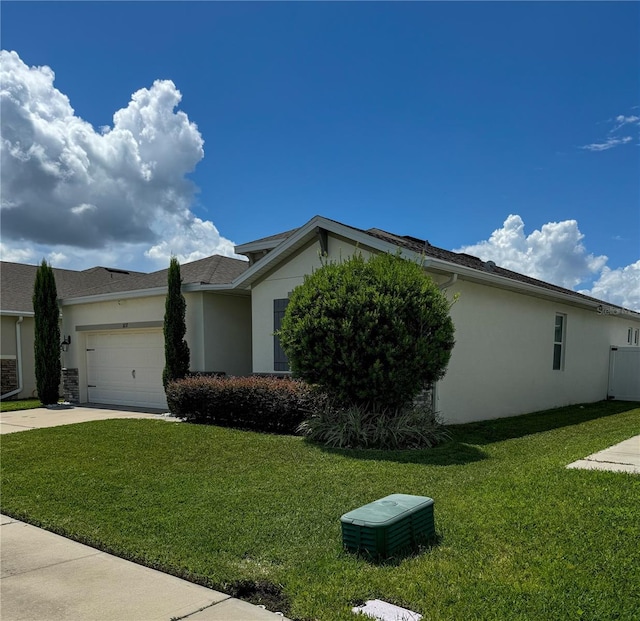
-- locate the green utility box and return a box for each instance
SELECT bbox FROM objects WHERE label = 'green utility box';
[340,494,435,559]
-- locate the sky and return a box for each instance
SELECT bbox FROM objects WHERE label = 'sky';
[1,2,639,309]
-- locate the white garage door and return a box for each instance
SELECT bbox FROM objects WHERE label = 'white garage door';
[86,330,167,409]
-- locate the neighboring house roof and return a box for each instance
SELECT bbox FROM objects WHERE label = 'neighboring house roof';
[1,255,249,312]
[66,255,249,299]
[0,262,144,315]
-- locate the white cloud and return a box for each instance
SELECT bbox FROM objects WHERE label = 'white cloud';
[580,261,640,311]
[0,50,241,271]
[456,215,640,311]
[611,114,640,132]
[581,136,632,152]
[580,109,639,152]
[456,215,607,289]
[145,213,243,265]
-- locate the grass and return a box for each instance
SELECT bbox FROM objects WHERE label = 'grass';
[1,398,42,412]
[1,400,639,621]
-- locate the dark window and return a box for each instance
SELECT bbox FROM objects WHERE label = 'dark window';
[553,314,565,370]
[274,298,290,371]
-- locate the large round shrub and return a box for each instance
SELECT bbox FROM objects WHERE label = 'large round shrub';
[279,252,455,411]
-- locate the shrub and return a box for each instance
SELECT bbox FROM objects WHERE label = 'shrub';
[166,375,323,434]
[279,252,455,412]
[298,401,450,450]
[163,256,190,389]
[33,259,61,405]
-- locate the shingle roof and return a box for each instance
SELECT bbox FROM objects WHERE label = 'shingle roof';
[0,262,144,314]
[364,228,617,308]
[70,255,249,298]
[0,255,249,312]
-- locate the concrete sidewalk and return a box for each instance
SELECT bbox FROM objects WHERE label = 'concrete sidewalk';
[1,515,288,621]
[0,406,290,620]
[567,435,640,474]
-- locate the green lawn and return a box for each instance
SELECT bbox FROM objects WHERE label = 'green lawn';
[1,401,639,621]
[0,398,42,412]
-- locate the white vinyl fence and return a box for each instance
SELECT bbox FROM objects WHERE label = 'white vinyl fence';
[608,347,640,401]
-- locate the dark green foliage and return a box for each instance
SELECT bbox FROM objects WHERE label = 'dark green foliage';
[279,252,455,411]
[32,260,61,405]
[166,375,322,434]
[163,257,190,389]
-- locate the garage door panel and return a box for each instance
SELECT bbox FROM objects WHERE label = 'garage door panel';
[86,330,167,409]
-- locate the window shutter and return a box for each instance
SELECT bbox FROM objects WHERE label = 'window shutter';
[274,299,290,371]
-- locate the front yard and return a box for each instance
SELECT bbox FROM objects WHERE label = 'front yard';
[1,401,639,620]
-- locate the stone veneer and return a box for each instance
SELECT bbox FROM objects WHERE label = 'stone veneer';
[1,359,18,394]
[62,368,80,404]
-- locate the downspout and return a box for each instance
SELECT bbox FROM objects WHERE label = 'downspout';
[438,273,458,291]
[1,316,24,400]
[431,274,458,414]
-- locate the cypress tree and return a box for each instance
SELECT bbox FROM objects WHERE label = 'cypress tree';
[163,256,190,389]
[32,259,61,405]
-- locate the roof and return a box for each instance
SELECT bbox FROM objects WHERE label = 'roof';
[365,228,616,309]
[232,215,640,318]
[0,255,249,313]
[0,262,144,314]
[69,255,249,298]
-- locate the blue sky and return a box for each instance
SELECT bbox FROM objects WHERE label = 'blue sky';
[1,1,639,308]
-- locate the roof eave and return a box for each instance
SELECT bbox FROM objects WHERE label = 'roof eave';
[0,310,35,317]
[231,215,422,289]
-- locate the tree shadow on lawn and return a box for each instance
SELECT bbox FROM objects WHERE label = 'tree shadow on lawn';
[306,438,487,466]
[305,401,639,465]
[447,400,640,446]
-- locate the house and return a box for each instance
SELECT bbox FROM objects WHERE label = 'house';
[2,215,639,422]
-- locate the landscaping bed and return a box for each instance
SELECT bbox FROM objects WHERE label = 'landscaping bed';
[1,401,639,620]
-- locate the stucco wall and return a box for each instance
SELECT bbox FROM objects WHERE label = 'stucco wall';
[1,315,36,399]
[251,235,374,373]
[249,235,638,424]
[61,296,165,404]
[202,293,252,376]
[60,291,252,403]
[436,280,634,423]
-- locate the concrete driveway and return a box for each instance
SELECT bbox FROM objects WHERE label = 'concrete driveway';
[0,404,174,434]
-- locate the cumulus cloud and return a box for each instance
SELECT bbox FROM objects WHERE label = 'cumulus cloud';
[0,50,241,270]
[581,261,640,311]
[456,215,640,311]
[456,215,607,289]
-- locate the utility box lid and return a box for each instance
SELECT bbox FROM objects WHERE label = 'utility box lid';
[341,494,434,528]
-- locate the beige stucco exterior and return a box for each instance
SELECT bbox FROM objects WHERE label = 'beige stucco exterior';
[437,280,633,423]
[1,315,36,399]
[61,291,251,404]
[251,234,374,374]
[248,229,638,424]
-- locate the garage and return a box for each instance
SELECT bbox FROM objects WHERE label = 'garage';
[86,330,167,409]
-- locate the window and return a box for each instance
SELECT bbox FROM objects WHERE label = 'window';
[635,329,639,346]
[553,313,566,370]
[273,298,290,372]
[628,328,634,345]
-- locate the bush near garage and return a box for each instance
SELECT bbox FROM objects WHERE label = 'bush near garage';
[165,375,324,434]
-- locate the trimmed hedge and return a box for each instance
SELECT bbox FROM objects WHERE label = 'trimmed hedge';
[165,375,322,434]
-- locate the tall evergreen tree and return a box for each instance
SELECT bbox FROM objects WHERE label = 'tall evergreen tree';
[163,256,190,389]
[32,259,61,405]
